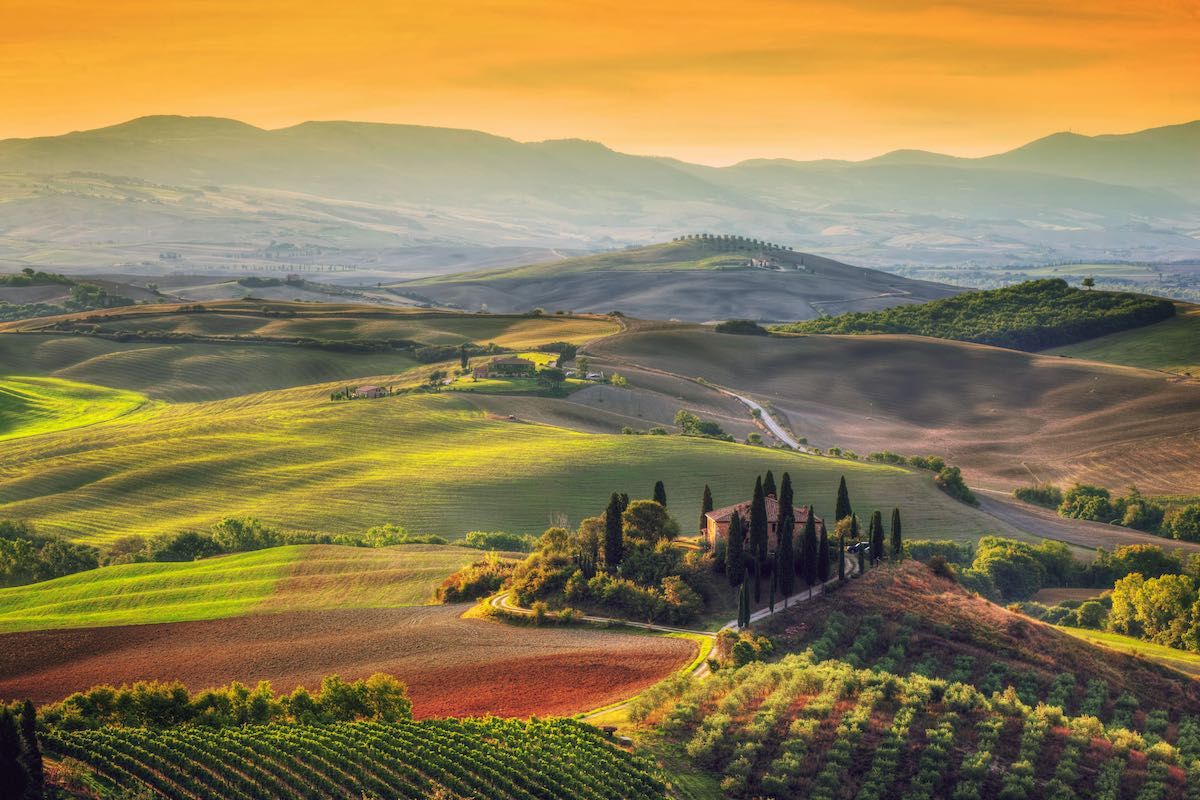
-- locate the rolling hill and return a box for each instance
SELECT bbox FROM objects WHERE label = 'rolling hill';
[587,325,1200,495]
[0,116,1196,275]
[0,376,149,440]
[398,239,961,321]
[1047,302,1200,378]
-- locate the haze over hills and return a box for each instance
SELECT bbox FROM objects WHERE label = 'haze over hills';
[399,238,961,321]
[0,116,1197,279]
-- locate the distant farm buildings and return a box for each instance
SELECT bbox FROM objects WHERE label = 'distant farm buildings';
[473,356,535,379]
[703,495,824,552]
[355,385,387,399]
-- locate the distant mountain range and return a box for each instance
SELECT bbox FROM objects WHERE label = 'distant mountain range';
[0,116,1196,275]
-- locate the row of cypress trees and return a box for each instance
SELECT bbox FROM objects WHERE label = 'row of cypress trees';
[0,700,43,799]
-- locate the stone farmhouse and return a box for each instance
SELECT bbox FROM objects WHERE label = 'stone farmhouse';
[703,495,824,551]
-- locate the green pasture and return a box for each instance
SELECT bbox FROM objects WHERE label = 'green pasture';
[0,376,149,441]
[1059,626,1200,677]
[1047,303,1200,377]
[0,544,481,633]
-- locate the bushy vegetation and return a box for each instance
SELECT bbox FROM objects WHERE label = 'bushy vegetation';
[436,555,517,602]
[774,279,1176,351]
[714,319,769,336]
[933,466,977,506]
[673,409,734,441]
[0,267,73,286]
[1016,482,1200,541]
[463,530,535,552]
[38,673,412,730]
[0,520,99,588]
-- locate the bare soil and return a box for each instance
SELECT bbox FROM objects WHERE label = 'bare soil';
[0,605,695,715]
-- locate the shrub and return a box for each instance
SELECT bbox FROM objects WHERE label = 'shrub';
[463,530,535,552]
[1164,505,1200,542]
[934,467,978,506]
[1014,483,1063,509]
[714,319,769,336]
[436,556,516,603]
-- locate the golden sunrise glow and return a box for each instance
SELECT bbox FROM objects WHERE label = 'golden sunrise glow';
[2,0,1197,162]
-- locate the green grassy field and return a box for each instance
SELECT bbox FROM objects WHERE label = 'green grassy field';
[408,240,802,283]
[0,376,149,440]
[1059,626,1200,677]
[0,334,420,401]
[0,387,1007,548]
[0,544,481,632]
[1047,303,1200,377]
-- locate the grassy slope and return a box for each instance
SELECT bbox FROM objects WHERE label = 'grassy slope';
[0,389,1000,547]
[1047,303,1200,377]
[1060,626,1200,677]
[0,376,149,440]
[0,544,480,632]
[408,240,806,283]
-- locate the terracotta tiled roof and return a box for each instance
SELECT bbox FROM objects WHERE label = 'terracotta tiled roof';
[706,496,821,526]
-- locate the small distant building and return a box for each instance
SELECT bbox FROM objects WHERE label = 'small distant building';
[473,364,491,378]
[355,385,387,399]
[488,356,536,376]
[703,495,824,552]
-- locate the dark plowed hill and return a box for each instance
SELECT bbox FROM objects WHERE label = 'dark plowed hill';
[589,327,1200,494]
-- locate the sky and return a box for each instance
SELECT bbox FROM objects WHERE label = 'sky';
[2,0,1197,164]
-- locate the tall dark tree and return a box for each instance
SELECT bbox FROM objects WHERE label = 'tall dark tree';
[801,506,819,597]
[604,493,624,570]
[776,511,795,598]
[891,508,903,560]
[763,470,777,498]
[769,548,777,613]
[870,510,885,564]
[749,477,768,603]
[817,521,830,583]
[779,472,794,513]
[618,493,630,513]
[18,700,42,800]
[838,533,846,581]
[0,709,27,799]
[653,481,667,507]
[726,512,746,587]
[738,579,751,628]
[459,344,469,370]
[700,484,714,537]
[835,476,852,522]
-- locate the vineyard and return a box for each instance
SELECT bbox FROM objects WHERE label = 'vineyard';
[629,653,1200,799]
[43,717,666,800]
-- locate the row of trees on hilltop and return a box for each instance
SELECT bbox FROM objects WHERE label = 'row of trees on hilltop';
[774,278,1176,351]
[673,234,794,252]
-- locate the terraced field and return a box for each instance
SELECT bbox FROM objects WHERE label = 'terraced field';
[0,388,1020,547]
[1047,302,1200,377]
[0,375,149,439]
[0,544,480,632]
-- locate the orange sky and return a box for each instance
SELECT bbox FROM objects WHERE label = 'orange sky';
[2,0,1197,163]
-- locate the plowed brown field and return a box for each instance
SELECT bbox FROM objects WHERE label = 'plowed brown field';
[0,605,695,717]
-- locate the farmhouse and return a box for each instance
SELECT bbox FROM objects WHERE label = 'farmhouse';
[355,385,387,399]
[703,496,824,551]
[486,356,536,376]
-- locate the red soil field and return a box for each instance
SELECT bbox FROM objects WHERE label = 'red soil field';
[0,605,695,716]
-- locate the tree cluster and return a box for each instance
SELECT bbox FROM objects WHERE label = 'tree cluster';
[775,279,1176,351]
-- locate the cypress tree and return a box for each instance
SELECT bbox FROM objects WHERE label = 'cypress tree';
[604,493,624,570]
[459,344,469,370]
[769,548,777,613]
[18,700,42,800]
[779,472,793,513]
[700,484,714,537]
[738,579,750,628]
[870,510,885,564]
[653,480,667,507]
[838,533,846,581]
[749,477,768,603]
[0,709,27,798]
[817,521,830,583]
[835,476,852,522]
[618,493,630,513]
[891,508,903,559]
[763,470,777,498]
[776,511,795,598]
[726,511,746,587]
[801,506,818,598]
